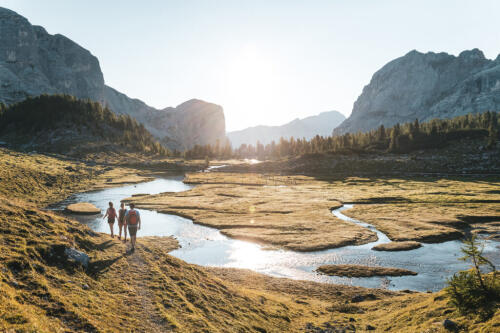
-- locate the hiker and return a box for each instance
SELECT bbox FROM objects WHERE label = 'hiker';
[118,202,128,242]
[125,203,141,252]
[103,202,117,238]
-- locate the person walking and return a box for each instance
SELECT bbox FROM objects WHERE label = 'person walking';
[103,202,117,238]
[117,202,128,242]
[125,203,141,252]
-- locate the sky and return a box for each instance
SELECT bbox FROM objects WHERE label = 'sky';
[1,1,500,131]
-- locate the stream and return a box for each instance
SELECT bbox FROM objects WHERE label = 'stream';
[52,176,500,292]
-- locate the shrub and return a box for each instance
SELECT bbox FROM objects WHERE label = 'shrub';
[445,235,499,319]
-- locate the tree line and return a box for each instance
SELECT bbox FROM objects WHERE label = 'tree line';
[183,111,499,160]
[0,94,168,155]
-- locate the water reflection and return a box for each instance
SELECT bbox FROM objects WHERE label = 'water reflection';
[53,177,500,292]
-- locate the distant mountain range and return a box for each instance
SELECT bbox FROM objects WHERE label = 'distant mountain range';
[0,7,225,150]
[335,49,500,135]
[227,111,345,147]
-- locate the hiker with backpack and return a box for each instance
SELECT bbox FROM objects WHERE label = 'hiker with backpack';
[125,203,141,252]
[103,202,117,238]
[117,202,128,242]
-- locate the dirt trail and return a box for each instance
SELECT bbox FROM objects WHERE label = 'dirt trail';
[123,244,172,332]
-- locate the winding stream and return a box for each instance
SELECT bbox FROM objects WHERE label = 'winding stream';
[52,176,500,292]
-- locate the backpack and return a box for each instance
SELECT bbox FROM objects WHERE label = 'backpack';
[128,210,138,225]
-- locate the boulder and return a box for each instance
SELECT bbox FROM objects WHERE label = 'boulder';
[65,202,100,215]
[64,248,90,268]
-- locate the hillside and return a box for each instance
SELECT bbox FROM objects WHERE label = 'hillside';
[334,49,500,135]
[228,111,345,147]
[0,7,226,150]
[0,95,167,156]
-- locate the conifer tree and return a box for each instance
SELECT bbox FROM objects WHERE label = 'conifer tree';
[389,123,400,152]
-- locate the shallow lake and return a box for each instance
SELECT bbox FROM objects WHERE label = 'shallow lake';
[52,176,500,292]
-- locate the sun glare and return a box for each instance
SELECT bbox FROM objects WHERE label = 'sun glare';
[221,43,282,130]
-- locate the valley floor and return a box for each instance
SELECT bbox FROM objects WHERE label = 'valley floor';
[0,148,498,332]
[130,172,500,250]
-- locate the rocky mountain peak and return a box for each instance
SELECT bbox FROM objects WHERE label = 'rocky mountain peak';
[334,49,500,135]
[458,48,485,60]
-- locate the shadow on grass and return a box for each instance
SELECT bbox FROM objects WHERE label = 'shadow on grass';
[96,240,115,251]
[88,255,123,277]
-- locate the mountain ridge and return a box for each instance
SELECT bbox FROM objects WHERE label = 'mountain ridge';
[0,7,226,150]
[334,48,500,135]
[228,110,345,147]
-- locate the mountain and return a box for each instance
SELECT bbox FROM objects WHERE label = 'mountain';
[227,111,345,147]
[0,95,166,156]
[334,49,500,135]
[0,7,225,150]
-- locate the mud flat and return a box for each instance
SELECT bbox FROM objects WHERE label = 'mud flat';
[65,202,100,215]
[372,241,422,251]
[317,264,418,277]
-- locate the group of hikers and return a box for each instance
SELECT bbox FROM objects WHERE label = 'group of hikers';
[103,202,141,252]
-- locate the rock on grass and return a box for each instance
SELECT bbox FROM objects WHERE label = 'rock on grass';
[66,202,100,215]
[316,264,417,277]
[372,241,422,251]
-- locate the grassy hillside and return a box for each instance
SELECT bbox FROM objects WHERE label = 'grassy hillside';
[0,147,152,205]
[0,95,168,156]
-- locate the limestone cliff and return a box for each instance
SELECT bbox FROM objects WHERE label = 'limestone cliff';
[334,49,500,134]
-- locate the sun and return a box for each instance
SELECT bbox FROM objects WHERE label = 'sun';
[221,43,282,130]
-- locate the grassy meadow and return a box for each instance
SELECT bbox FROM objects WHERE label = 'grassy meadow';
[131,172,500,250]
[0,148,498,332]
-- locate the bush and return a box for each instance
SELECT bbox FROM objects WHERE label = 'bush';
[445,235,499,319]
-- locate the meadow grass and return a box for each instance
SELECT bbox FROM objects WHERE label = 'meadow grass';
[1,150,498,332]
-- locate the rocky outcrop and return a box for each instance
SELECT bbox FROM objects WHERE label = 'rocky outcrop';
[0,7,225,150]
[0,7,104,104]
[334,49,500,135]
[228,111,345,147]
[156,99,226,150]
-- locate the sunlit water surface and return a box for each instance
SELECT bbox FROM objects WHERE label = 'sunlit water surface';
[52,177,500,292]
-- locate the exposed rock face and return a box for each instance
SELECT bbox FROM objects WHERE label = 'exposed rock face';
[0,7,104,104]
[228,111,345,147]
[156,99,226,150]
[0,7,225,150]
[334,49,500,135]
